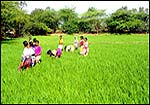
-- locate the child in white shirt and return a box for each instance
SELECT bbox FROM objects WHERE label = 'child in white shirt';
[74,36,78,49]
[18,41,32,72]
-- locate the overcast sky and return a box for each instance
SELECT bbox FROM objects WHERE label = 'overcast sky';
[23,1,149,15]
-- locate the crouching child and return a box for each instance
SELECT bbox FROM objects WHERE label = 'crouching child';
[47,48,62,58]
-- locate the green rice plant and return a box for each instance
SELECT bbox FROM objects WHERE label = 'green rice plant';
[1,34,149,104]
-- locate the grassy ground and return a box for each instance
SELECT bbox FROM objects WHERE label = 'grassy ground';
[1,34,149,104]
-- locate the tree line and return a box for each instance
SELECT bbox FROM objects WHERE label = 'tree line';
[1,1,149,39]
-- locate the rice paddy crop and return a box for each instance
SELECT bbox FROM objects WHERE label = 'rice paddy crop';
[1,34,149,104]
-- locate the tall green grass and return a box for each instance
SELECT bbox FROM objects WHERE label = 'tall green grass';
[1,34,149,104]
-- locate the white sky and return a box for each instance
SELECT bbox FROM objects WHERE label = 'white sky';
[23,1,149,15]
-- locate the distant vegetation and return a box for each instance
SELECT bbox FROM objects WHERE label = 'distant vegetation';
[1,1,149,39]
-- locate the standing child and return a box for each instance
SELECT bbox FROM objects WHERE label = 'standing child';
[34,40,42,63]
[74,36,78,49]
[58,35,63,51]
[83,37,89,56]
[79,36,85,55]
[79,36,84,47]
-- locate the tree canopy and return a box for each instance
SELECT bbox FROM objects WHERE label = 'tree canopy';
[1,1,149,39]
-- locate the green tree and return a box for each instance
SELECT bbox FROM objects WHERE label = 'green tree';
[106,6,130,33]
[78,18,92,33]
[58,7,79,34]
[42,7,59,33]
[81,7,106,34]
[30,7,59,34]
[1,1,29,38]
[106,6,149,34]
[1,1,19,38]
[30,8,45,23]
[62,19,79,34]
[136,7,149,33]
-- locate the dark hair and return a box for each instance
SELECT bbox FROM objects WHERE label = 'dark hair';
[80,36,84,39]
[85,37,88,40]
[33,38,36,42]
[23,41,28,47]
[36,40,39,43]
[29,41,33,47]
[47,49,55,57]
[47,49,51,55]
[64,46,67,51]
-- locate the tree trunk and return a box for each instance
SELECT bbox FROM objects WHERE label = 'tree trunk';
[1,22,3,40]
[46,32,48,36]
[96,25,99,34]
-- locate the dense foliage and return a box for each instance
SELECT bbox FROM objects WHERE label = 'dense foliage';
[106,7,149,34]
[1,1,149,38]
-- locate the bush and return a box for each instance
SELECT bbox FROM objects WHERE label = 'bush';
[62,20,79,35]
[27,22,51,35]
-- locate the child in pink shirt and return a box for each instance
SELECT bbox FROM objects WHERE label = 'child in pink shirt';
[34,40,42,63]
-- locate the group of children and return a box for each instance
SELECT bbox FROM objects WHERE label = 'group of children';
[63,36,89,56]
[18,38,42,72]
[47,35,89,58]
[18,35,89,72]
[79,36,89,56]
